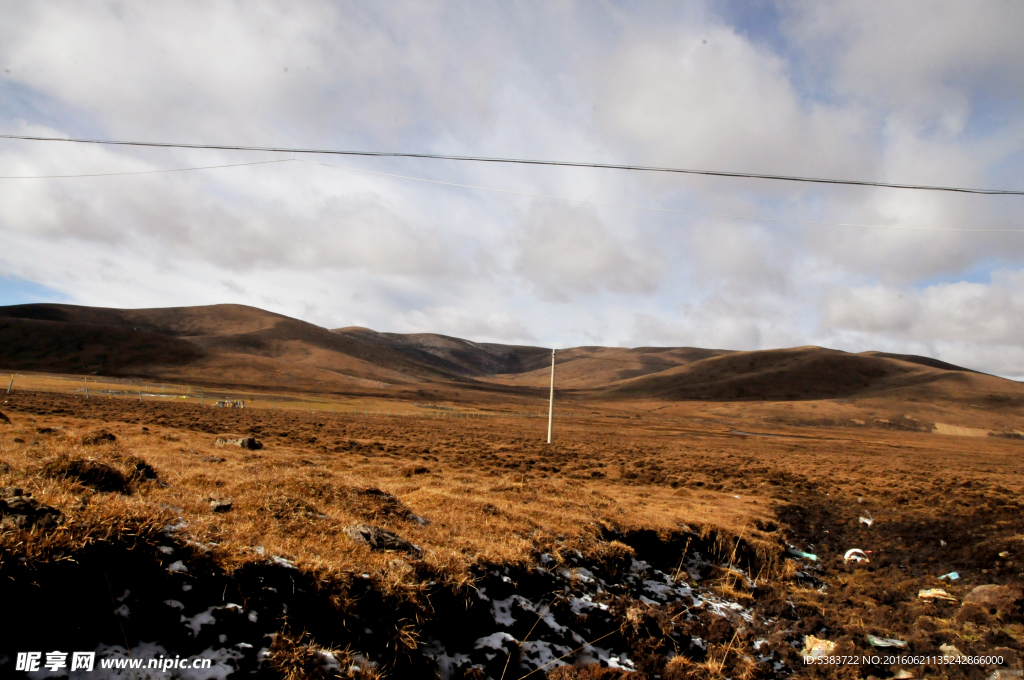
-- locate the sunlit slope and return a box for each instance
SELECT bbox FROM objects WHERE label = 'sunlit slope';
[599,346,1009,401]
[3,304,1018,408]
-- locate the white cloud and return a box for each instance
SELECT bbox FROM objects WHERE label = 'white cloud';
[821,270,1024,344]
[0,1,1022,377]
[512,202,662,300]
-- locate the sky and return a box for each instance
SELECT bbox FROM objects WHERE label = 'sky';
[1,1,1023,378]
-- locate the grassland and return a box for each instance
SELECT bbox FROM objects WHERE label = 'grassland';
[1,381,1022,679]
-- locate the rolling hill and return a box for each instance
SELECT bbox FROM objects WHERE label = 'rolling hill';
[1,303,1019,409]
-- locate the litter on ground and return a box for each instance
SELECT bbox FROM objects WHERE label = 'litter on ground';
[917,588,957,602]
[787,548,818,561]
[843,548,869,563]
[866,634,908,648]
[939,643,966,659]
[801,635,836,660]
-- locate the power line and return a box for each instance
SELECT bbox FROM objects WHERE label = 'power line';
[2,133,1022,196]
[2,152,1019,232]
[301,158,1024,233]
[0,158,290,179]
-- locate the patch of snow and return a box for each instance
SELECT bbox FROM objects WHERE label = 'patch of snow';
[520,640,571,670]
[493,596,532,626]
[568,595,606,615]
[423,639,473,680]
[181,606,219,636]
[474,632,515,651]
[629,558,651,573]
[643,579,679,601]
[573,567,596,583]
[319,650,341,674]
[161,519,188,533]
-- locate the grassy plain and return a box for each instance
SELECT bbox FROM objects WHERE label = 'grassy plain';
[1,380,1022,678]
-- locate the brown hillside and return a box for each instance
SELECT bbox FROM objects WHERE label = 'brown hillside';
[0,304,463,388]
[481,346,733,389]
[600,346,989,401]
[0,316,203,374]
[331,328,549,377]
[2,303,1017,410]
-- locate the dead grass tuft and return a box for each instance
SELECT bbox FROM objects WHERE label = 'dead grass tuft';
[38,456,130,494]
[265,630,380,679]
[662,654,710,680]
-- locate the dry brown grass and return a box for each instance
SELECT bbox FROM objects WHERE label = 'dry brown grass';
[5,386,1023,679]
[266,629,381,679]
[0,402,774,595]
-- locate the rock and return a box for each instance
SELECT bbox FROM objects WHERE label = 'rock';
[964,584,1023,617]
[81,430,117,445]
[201,456,226,463]
[210,499,233,513]
[215,437,263,450]
[344,524,421,556]
[0,489,61,530]
[0,411,10,424]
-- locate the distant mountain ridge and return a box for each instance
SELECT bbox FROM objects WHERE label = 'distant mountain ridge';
[0,303,1015,405]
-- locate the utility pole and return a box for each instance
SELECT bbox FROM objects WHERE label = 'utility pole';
[547,349,555,444]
